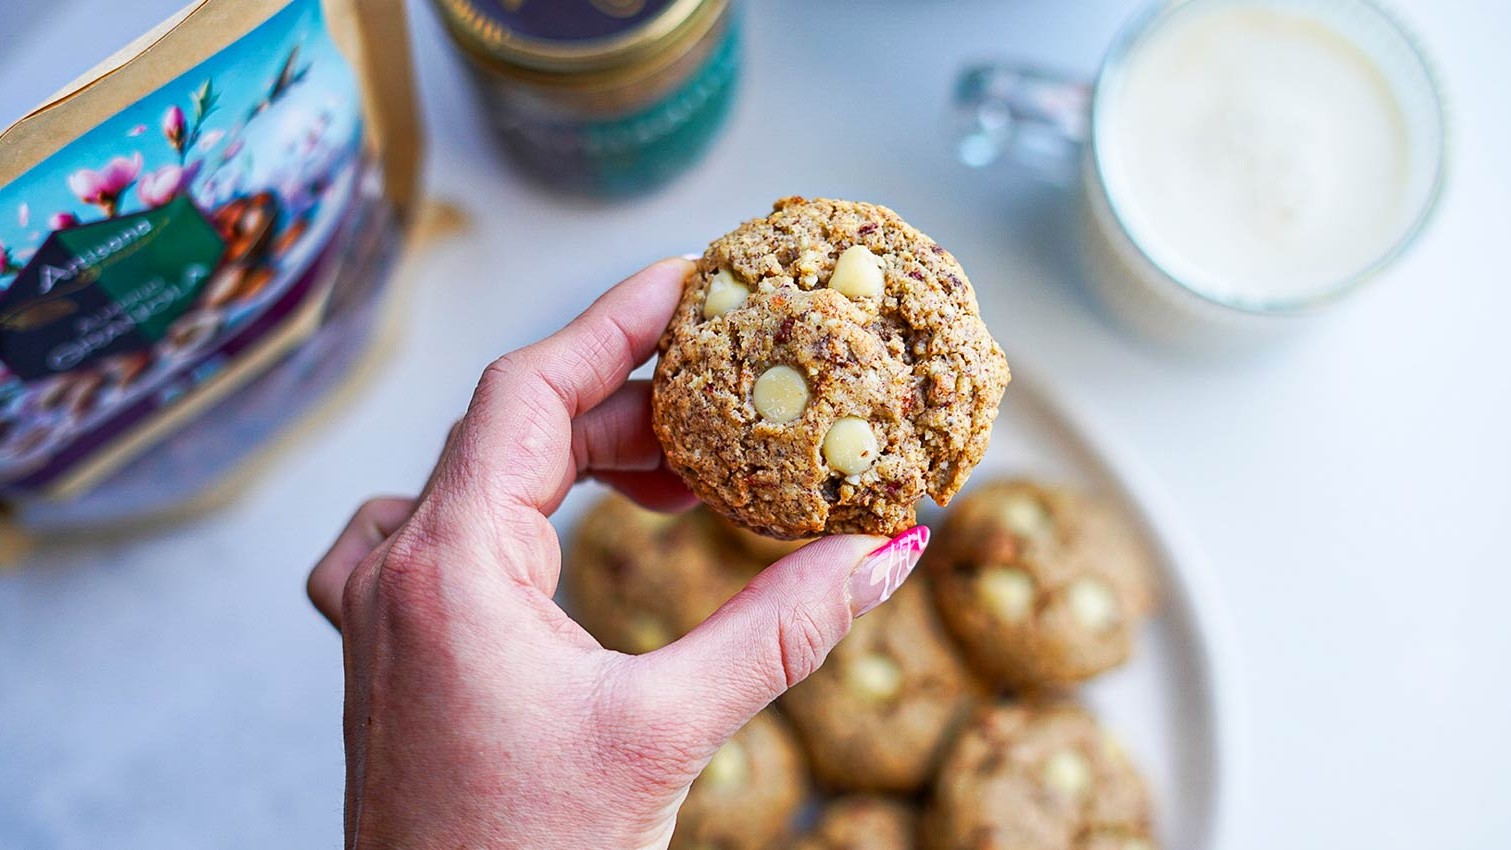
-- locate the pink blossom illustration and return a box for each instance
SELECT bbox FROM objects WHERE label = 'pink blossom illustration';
[67,153,142,218]
[222,136,244,160]
[169,80,221,164]
[196,129,225,152]
[17,203,28,227]
[0,240,13,276]
[164,105,186,154]
[127,124,147,137]
[49,212,79,230]
[136,161,202,207]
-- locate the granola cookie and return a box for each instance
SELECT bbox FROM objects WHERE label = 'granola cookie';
[564,493,758,653]
[927,480,1155,688]
[780,581,980,792]
[671,709,808,850]
[923,702,1156,850]
[791,796,918,850]
[717,512,812,563]
[653,197,1010,539]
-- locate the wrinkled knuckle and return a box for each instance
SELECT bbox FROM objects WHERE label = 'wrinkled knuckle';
[587,315,636,372]
[775,606,836,690]
[370,527,444,617]
[338,557,376,628]
[481,351,523,389]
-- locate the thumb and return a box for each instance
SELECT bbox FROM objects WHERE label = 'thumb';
[638,526,930,748]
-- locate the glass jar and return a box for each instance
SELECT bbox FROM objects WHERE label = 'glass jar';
[433,0,740,197]
[952,0,1445,350]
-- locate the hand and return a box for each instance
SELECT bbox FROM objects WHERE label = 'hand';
[305,258,930,849]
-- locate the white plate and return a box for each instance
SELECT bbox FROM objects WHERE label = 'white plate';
[958,368,1243,850]
[561,367,1242,849]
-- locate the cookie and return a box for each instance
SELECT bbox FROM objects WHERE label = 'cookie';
[565,493,757,653]
[653,197,1010,539]
[671,709,808,850]
[926,480,1155,689]
[923,702,1156,850]
[717,513,812,563]
[791,796,918,850]
[781,580,980,792]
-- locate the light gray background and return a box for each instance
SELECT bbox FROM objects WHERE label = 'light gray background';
[2,1,1508,848]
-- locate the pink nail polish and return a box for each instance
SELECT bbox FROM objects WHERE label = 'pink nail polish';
[848,526,930,617]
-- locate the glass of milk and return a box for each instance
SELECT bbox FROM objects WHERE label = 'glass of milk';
[955,0,1445,349]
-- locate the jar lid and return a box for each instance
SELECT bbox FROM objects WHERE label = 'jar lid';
[433,0,715,74]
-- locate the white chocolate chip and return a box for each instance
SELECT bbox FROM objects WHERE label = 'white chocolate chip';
[977,566,1035,623]
[1101,730,1126,760]
[702,739,749,789]
[827,245,885,298]
[1001,493,1052,538]
[752,365,809,423]
[1068,577,1120,632]
[626,615,672,653]
[633,508,679,531]
[845,653,904,701]
[1042,749,1092,799]
[702,269,750,318]
[822,417,880,475]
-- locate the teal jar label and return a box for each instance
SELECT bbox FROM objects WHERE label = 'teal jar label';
[487,13,741,196]
[579,17,740,193]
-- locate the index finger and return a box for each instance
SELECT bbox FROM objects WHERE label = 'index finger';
[440,257,691,515]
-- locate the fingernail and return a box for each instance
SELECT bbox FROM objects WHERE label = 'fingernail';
[848,525,930,617]
[680,252,702,261]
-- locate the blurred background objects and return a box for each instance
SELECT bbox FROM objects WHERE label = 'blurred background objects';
[1,1,1507,848]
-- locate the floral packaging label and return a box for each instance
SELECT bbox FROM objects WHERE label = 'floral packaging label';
[0,198,227,378]
[0,0,366,493]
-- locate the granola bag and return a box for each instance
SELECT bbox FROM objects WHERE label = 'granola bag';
[0,0,420,532]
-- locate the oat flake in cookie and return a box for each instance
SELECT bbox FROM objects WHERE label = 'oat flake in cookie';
[653,197,1011,538]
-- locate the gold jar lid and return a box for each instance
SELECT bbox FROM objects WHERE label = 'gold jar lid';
[433,0,723,75]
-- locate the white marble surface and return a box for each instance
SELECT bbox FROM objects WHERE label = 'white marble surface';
[2,1,1509,848]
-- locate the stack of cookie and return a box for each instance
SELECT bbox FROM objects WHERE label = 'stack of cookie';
[567,195,1159,848]
[565,476,1159,850]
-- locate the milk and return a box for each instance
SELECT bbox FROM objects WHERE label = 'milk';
[1098,4,1413,305]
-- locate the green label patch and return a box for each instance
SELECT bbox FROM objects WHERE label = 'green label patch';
[0,196,226,379]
